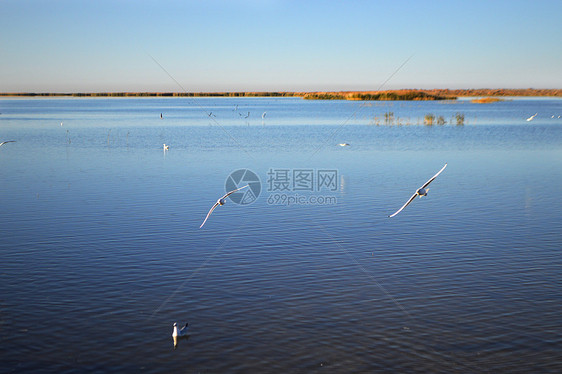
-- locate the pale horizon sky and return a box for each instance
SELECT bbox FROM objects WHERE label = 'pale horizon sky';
[1,0,561,93]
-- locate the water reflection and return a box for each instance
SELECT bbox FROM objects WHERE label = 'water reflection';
[172,334,190,350]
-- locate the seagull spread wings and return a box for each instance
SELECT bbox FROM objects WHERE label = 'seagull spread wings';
[388,191,419,218]
[420,163,447,189]
[388,163,447,218]
[199,185,249,228]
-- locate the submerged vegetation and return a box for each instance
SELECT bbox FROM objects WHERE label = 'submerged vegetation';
[424,114,435,125]
[369,111,467,126]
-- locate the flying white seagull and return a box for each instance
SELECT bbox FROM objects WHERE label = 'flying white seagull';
[0,141,16,147]
[200,185,249,228]
[388,163,447,218]
[526,113,538,121]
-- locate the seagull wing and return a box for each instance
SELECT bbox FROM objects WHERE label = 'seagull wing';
[200,202,220,228]
[220,185,249,200]
[388,191,418,218]
[200,186,249,228]
[0,141,15,147]
[421,163,447,189]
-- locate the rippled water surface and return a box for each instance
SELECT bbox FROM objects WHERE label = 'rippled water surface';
[1,97,561,373]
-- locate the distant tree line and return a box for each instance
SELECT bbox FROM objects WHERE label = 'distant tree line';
[1,88,559,99]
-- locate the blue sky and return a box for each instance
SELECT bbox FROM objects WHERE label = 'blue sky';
[1,0,561,92]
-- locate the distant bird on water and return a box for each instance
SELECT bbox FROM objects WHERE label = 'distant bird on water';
[160,113,163,119]
[339,143,350,147]
[0,141,16,147]
[172,322,189,338]
[172,322,189,348]
[526,113,537,121]
[388,163,447,218]
[163,144,169,151]
[262,112,267,119]
[200,185,249,228]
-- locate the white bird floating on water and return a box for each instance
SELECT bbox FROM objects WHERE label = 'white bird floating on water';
[200,185,249,228]
[339,143,350,147]
[526,113,538,121]
[388,163,447,218]
[0,141,16,147]
[163,144,169,151]
[172,322,189,348]
[172,322,189,338]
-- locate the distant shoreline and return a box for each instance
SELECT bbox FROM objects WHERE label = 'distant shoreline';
[0,89,560,100]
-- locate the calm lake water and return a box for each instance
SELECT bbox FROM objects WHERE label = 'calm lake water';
[1,97,561,373]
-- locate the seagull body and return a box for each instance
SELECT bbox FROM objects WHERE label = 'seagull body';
[388,163,447,218]
[163,144,169,151]
[172,322,189,338]
[339,143,350,147]
[0,141,16,147]
[200,185,249,228]
[526,113,537,121]
[262,112,267,119]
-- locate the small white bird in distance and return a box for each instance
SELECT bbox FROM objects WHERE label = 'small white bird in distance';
[172,322,189,348]
[526,113,538,121]
[172,322,189,338]
[388,163,447,218]
[0,141,16,147]
[262,112,267,119]
[200,185,249,228]
[339,143,350,147]
[163,144,169,151]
